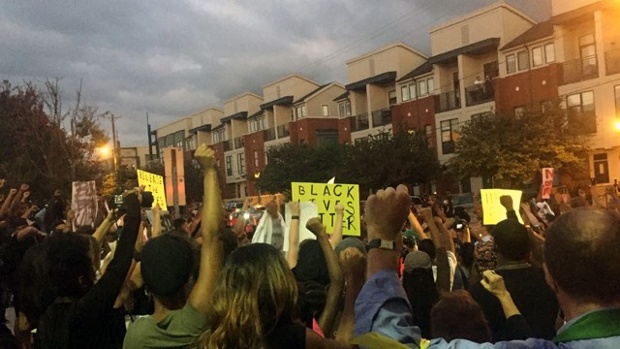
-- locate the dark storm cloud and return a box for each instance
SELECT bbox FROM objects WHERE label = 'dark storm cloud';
[0,0,550,146]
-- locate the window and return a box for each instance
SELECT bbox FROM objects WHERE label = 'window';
[567,91,596,133]
[424,124,433,148]
[401,85,410,101]
[338,101,351,117]
[514,106,526,117]
[225,156,232,176]
[471,112,492,122]
[388,90,397,105]
[254,150,259,167]
[593,153,610,183]
[418,80,428,96]
[409,83,417,100]
[517,50,529,71]
[322,105,329,116]
[212,129,225,143]
[237,153,245,175]
[540,100,553,114]
[427,78,434,94]
[506,54,516,74]
[440,118,459,154]
[532,46,543,67]
[615,85,620,116]
[545,43,555,63]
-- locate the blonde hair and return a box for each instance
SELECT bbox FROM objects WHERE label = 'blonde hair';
[200,243,298,349]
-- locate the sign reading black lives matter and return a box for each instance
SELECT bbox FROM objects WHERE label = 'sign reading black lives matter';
[291,182,360,236]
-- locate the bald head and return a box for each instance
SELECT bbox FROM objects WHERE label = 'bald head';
[545,208,620,304]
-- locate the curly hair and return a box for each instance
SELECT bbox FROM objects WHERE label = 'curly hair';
[199,243,298,349]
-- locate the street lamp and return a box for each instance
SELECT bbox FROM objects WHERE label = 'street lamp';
[254,171,261,202]
[615,119,620,132]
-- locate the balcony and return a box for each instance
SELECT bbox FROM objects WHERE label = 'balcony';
[223,140,232,151]
[233,136,245,149]
[371,108,392,127]
[276,124,290,138]
[465,82,495,107]
[560,55,598,85]
[605,49,620,76]
[350,113,369,132]
[263,128,276,141]
[436,90,461,113]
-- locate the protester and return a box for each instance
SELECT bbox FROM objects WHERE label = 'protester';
[123,143,224,349]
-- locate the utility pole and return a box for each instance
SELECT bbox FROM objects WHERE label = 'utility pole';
[103,113,122,185]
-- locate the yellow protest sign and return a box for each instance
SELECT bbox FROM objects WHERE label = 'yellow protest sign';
[291,182,360,236]
[137,169,168,211]
[480,189,523,225]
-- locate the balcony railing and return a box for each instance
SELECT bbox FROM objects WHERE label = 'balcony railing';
[276,124,290,138]
[436,90,461,113]
[350,113,369,132]
[465,82,495,107]
[223,140,232,151]
[605,49,620,76]
[263,128,276,141]
[371,108,392,127]
[233,136,245,149]
[561,54,598,85]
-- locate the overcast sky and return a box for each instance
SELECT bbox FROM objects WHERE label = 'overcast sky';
[1,0,550,146]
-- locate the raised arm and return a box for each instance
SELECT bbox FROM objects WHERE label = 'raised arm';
[286,201,301,269]
[151,204,163,238]
[0,188,18,218]
[187,144,224,313]
[92,209,117,243]
[306,217,345,335]
[329,202,345,248]
[407,210,428,240]
[481,270,532,339]
[335,249,365,343]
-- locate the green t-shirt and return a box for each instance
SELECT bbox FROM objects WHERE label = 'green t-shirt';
[123,303,209,349]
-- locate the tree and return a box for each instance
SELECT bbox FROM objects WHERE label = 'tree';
[448,102,590,189]
[0,80,110,201]
[258,142,355,194]
[350,129,441,192]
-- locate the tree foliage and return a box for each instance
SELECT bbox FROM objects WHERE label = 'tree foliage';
[258,130,440,194]
[350,130,441,191]
[448,102,590,189]
[0,80,110,201]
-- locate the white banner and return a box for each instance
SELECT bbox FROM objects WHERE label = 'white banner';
[71,181,98,228]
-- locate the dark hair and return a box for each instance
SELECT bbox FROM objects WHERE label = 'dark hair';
[47,233,94,298]
[545,208,620,304]
[417,238,436,261]
[403,268,439,338]
[296,280,327,328]
[292,239,329,286]
[492,219,529,261]
[431,290,491,343]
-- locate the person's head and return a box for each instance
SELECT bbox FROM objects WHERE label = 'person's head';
[173,218,190,235]
[431,290,491,343]
[141,234,194,308]
[417,238,436,262]
[293,239,329,286]
[200,243,298,349]
[544,208,620,305]
[491,219,529,261]
[47,232,95,299]
[266,197,279,218]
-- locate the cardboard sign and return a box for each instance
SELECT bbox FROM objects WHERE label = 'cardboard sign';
[291,182,360,236]
[137,169,168,210]
[71,181,98,227]
[541,168,554,199]
[480,189,524,225]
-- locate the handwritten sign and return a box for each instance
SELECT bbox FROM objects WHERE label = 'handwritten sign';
[541,168,554,199]
[480,189,524,225]
[291,182,360,236]
[137,169,168,210]
[71,181,98,228]
[282,201,318,252]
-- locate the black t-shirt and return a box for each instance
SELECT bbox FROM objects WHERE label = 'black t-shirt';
[468,266,559,342]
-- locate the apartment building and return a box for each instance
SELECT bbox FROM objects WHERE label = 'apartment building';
[390,2,538,194]
[497,0,620,186]
[336,42,428,144]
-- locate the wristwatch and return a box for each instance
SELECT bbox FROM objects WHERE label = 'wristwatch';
[367,239,398,251]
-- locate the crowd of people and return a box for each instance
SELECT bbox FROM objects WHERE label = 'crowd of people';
[0,144,619,348]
